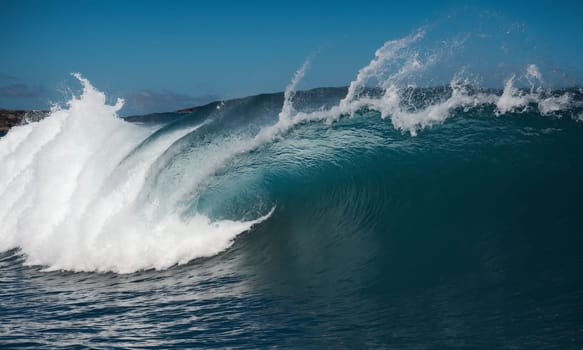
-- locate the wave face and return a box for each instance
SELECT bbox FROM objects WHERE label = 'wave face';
[1,32,583,347]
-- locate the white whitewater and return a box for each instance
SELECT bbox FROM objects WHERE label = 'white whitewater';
[270,31,574,137]
[0,74,269,274]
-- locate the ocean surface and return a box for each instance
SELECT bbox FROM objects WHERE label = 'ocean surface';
[1,31,583,348]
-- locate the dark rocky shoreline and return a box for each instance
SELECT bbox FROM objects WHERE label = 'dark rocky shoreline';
[0,109,27,133]
[0,109,48,134]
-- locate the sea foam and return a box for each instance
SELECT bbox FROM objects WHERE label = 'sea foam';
[0,74,269,273]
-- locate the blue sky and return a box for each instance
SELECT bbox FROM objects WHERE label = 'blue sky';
[1,0,582,115]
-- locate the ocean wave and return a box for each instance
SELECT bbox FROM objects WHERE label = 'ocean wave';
[0,30,581,273]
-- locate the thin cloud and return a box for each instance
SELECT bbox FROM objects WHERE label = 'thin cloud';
[122,89,218,115]
[0,73,18,82]
[0,83,45,98]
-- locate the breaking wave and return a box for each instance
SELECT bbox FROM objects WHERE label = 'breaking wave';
[0,30,581,274]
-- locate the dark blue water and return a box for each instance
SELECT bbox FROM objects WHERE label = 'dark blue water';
[1,87,583,348]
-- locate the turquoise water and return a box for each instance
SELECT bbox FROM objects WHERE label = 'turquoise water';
[1,85,583,348]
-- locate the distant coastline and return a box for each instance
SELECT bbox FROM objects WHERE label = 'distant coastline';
[0,109,48,134]
[0,109,27,133]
